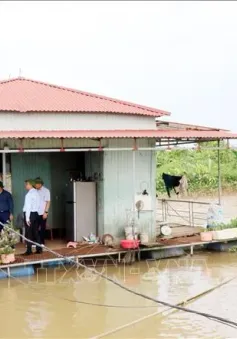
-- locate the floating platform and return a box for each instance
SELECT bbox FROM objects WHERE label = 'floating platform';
[0,236,237,279]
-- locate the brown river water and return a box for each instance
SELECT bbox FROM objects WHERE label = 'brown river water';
[0,251,237,339]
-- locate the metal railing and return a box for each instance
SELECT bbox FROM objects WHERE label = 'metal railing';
[156,198,210,227]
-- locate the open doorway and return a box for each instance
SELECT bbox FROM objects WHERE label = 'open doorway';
[50,151,103,241]
[11,151,104,245]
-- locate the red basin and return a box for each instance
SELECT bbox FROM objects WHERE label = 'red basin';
[120,239,140,249]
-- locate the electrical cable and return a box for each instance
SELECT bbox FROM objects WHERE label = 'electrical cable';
[0,268,158,309]
[3,264,237,339]
[2,222,237,330]
[65,273,237,309]
[61,300,157,308]
[1,263,235,312]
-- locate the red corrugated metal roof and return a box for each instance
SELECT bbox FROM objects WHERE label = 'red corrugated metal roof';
[0,130,236,139]
[0,77,170,117]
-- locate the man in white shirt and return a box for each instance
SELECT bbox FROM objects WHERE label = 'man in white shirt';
[23,179,42,255]
[34,177,51,245]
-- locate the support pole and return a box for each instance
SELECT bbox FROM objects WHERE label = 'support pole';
[217,140,222,205]
[2,153,6,186]
[132,148,136,220]
[131,139,137,242]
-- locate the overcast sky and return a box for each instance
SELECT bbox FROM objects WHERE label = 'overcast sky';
[0,1,237,130]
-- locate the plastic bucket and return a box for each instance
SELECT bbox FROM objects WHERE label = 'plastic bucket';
[120,239,140,249]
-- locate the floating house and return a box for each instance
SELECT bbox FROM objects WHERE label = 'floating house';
[0,77,236,243]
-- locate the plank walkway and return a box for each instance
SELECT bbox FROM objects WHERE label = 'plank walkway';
[1,235,237,270]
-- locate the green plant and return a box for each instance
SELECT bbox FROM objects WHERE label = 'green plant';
[0,227,19,254]
[0,245,15,255]
[210,224,226,231]
[229,218,237,228]
[200,227,213,232]
[208,220,237,231]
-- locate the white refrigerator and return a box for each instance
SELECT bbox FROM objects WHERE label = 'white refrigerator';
[65,181,97,241]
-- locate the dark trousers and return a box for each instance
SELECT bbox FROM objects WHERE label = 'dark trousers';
[0,211,10,231]
[24,212,41,253]
[38,215,47,245]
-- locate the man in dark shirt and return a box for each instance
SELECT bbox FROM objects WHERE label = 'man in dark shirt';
[0,181,13,231]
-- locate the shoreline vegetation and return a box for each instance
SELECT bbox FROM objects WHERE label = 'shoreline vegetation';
[156,141,237,197]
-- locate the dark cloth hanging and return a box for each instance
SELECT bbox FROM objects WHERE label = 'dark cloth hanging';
[162,173,182,198]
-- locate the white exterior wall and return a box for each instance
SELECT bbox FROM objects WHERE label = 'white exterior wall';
[0,112,156,130]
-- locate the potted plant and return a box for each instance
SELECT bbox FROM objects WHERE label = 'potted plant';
[200,227,213,242]
[0,227,19,264]
[0,245,15,264]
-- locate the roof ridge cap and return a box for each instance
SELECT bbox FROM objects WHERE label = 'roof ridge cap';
[0,77,24,85]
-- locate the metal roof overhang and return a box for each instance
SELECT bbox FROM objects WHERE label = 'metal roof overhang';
[0,130,236,153]
[154,130,237,146]
[156,120,229,132]
[0,129,236,142]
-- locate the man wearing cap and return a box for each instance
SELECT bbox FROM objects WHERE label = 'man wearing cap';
[23,179,41,255]
[34,177,51,245]
[0,181,14,232]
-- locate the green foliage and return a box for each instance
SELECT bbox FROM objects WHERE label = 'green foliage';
[156,141,237,193]
[205,218,237,231]
[229,218,237,228]
[0,245,15,255]
[200,227,212,233]
[0,227,19,254]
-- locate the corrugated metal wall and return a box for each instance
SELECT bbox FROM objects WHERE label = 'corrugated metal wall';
[11,153,52,225]
[103,138,156,239]
[10,138,155,239]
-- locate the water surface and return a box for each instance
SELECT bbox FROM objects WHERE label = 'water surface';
[0,252,237,338]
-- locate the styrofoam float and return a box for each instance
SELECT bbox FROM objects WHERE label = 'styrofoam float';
[0,265,34,279]
[212,228,237,240]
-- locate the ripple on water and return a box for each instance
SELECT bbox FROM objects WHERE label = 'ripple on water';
[0,252,236,338]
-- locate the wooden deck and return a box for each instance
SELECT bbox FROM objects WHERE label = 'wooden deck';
[1,235,237,270]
